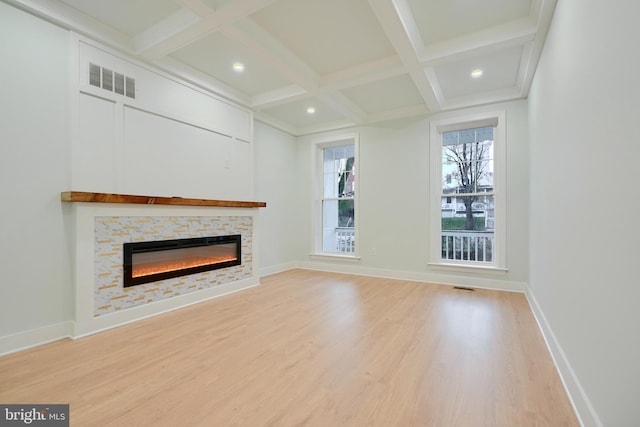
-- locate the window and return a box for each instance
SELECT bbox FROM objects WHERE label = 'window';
[429,112,506,271]
[313,135,358,256]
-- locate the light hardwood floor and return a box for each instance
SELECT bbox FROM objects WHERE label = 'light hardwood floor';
[0,270,579,426]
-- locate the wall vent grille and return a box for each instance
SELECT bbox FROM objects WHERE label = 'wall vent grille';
[89,63,135,99]
[453,286,476,291]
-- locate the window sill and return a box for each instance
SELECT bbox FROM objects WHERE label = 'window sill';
[309,253,361,262]
[428,262,508,275]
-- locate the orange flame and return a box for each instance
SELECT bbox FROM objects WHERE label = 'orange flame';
[132,256,237,278]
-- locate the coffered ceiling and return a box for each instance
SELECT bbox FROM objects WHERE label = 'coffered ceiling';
[7,0,557,135]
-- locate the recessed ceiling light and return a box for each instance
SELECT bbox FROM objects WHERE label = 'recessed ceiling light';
[306,106,316,114]
[471,69,483,78]
[232,62,245,72]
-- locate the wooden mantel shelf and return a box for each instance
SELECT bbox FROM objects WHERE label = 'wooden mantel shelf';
[61,191,266,208]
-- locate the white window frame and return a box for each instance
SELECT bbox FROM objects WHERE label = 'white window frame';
[429,111,507,273]
[311,133,360,260]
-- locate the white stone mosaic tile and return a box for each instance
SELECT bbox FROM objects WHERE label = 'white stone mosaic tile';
[94,216,253,316]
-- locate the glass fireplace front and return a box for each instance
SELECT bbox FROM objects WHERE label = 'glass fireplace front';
[123,235,241,287]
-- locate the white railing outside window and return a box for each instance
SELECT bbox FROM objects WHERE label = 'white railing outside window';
[441,230,493,262]
[335,227,355,253]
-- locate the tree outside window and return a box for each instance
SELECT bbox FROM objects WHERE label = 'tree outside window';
[442,126,494,232]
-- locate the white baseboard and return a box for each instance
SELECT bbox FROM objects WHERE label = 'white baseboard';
[0,321,74,357]
[0,278,261,356]
[296,260,526,293]
[259,261,299,278]
[74,277,260,338]
[525,287,602,427]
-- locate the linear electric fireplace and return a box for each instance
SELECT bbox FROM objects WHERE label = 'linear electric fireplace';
[123,235,241,287]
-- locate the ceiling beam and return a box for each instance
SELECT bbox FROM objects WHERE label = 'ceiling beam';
[223,18,376,123]
[251,85,309,109]
[516,41,535,96]
[517,0,557,96]
[133,8,201,55]
[318,91,368,124]
[442,86,522,111]
[253,111,299,136]
[135,0,278,58]
[392,0,426,58]
[423,67,445,108]
[368,0,441,112]
[224,19,319,91]
[322,55,405,91]
[420,17,537,66]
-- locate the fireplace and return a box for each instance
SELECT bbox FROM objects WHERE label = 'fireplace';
[123,235,241,287]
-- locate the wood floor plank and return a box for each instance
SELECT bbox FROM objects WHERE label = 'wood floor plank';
[0,270,579,426]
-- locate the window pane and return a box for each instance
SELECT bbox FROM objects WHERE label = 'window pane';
[322,199,355,253]
[324,172,338,198]
[441,195,494,262]
[323,145,355,198]
[442,127,494,194]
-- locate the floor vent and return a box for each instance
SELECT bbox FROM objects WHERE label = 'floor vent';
[453,286,476,291]
[89,63,135,99]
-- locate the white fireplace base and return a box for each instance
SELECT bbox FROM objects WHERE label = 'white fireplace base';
[74,276,259,337]
[70,202,261,337]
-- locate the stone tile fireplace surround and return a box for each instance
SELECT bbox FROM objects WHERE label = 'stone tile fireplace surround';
[63,192,266,337]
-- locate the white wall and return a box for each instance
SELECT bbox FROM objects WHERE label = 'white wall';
[0,3,73,340]
[74,41,254,200]
[0,4,258,353]
[294,100,529,290]
[253,121,302,274]
[528,0,640,425]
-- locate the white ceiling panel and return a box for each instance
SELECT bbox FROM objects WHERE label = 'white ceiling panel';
[251,0,395,75]
[25,0,557,135]
[408,0,532,45]
[59,0,181,37]
[261,97,348,129]
[435,46,523,100]
[341,74,423,114]
[170,32,291,96]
